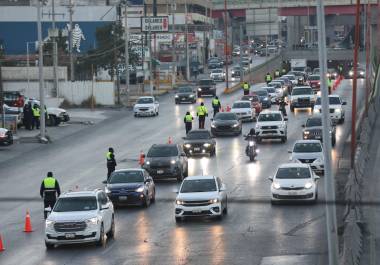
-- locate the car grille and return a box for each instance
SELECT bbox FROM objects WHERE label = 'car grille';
[298,158,316,163]
[281,187,304,190]
[183,210,212,216]
[217,125,232,130]
[310,130,322,136]
[138,108,149,111]
[262,125,278,130]
[182,200,212,207]
[150,163,171,169]
[298,98,310,104]
[329,109,335,113]
[274,194,314,200]
[54,221,87,232]
[262,130,277,134]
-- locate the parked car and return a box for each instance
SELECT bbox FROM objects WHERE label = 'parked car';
[182,129,216,156]
[26,99,70,126]
[0,127,13,146]
[105,169,155,207]
[133,96,159,117]
[4,91,24,109]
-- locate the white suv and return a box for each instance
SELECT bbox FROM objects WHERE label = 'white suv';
[134,96,159,117]
[313,95,346,124]
[289,140,325,175]
[45,190,115,249]
[289,86,316,112]
[175,175,228,222]
[255,110,288,143]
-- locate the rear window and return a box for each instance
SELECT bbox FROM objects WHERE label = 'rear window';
[214,113,238,121]
[147,145,178,157]
[293,143,322,153]
[232,102,251,109]
[266,87,276,93]
[276,167,311,179]
[109,171,144,184]
[258,113,282,122]
[306,118,322,127]
[255,90,268,96]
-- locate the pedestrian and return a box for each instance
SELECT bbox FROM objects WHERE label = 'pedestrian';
[40,172,61,219]
[196,102,208,129]
[338,64,344,77]
[265,72,272,84]
[212,96,221,117]
[32,103,41,129]
[183,111,194,134]
[281,67,287,76]
[327,77,333,94]
[274,69,280,78]
[242,82,250,95]
[106,147,117,181]
[23,103,33,130]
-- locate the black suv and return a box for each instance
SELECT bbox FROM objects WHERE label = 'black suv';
[197,79,216,97]
[183,129,216,156]
[143,144,188,181]
[302,115,336,146]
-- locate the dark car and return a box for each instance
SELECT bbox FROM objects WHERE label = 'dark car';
[106,169,155,207]
[253,89,271,108]
[197,79,216,97]
[208,58,223,69]
[302,116,336,146]
[183,129,216,156]
[327,68,338,79]
[0,128,13,146]
[307,75,321,91]
[211,112,242,136]
[175,86,196,104]
[348,67,365,79]
[143,144,188,181]
[231,66,243,78]
[4,91,24,108]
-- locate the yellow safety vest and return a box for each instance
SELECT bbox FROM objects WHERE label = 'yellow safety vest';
[282,68,286,74]
[265,75,272,81]
[212,99,220,107]
[43,177,56,189]
[32,107,40,117]
[185,114,193,122]
[106,152,112,161]
[275,71,280,76]
[243,83,249,90]
[197,106,207,116]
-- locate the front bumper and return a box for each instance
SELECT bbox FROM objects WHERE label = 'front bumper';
[271,188,316,201]
[256,129,286,139]
[135,109,155,116]
[175,96,196,103]
[291,100,314,108]
[175,202,222,217]
[107,191,145,206]
[144,166,181,178]
[45,226,100,245]
[184,145,213,156]
[211,126,241,136]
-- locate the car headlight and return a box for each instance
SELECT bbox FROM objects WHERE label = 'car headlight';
[273,182,281,190]
[304,131,310,135]
[360,71,364,75]
[203,143,211,147]
[314,157,323,163]
[278,124,285,129]
[135,186,144,193]
[85,217,99,225]
[105,187,111,193]
[255,124,260,130]
[318,82,321,85]
[176,199,184,205]
[171,160,177,164]
[45,219,55,229]
[232,71,235,74]
[145,161,150,165]
[189,94,194,97]
[198,88,202,91]
[304,182,313,189]
[334,108,341,113]
[184,144,191,148]
[249,141,254,146]
[232,123,239,128]
[175,95,179,98]
[211,123,216,128]
[313,108,320,113]
[209,198,219,204]
[349,71,353,76]
[263,97,269,101]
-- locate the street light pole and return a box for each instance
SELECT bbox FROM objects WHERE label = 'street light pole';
[224,0,228,90]
[316,0,339,264]
[124,2,130,105]
[37,0,46,140]
[51,0,59,97]
[239,24,243,83]
[171,0,176,88]
[185,0,190,81]
[68,0,74,82]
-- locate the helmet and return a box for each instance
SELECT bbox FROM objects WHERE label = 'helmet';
[109,147,114,152]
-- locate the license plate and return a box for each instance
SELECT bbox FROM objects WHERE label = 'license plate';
[192,209,202,213]
[288,192,297,196]
[182,98,186,100]
[315,136,321,139]
[119,196,127,201]
[194,147,200,151]
[65,233,75,239]
[157,169,164,174]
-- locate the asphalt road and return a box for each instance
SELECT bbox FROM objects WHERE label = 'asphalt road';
[0,77,365,265]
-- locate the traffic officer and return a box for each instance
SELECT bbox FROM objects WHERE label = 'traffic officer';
[40,172,61,219]
[212,96,221,117]
[327,77,333,94]
[106,147,117,181]
[32,103,41,129]
[265,72,272,84]
[274,69,280,78]
[196,102,208,129]
[242,82,250,95]
[338,64,343,77]
[183,111,194,134]
[281,68,287,76]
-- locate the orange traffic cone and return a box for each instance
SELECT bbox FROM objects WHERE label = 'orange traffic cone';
[168,137,172,144]
[221,106,224,112]
[24,211,33,233]
[139,151,145,166]
[226,105,231,112]
[0,234,4,251]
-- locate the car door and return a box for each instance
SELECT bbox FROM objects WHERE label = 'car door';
[143,171,152,198]
[98,192,112,231]
[217,177,227,207]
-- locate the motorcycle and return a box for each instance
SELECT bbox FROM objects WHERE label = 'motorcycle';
[244,135,258,161]
[279,101,287,117]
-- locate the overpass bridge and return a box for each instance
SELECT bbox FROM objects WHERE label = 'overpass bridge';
[282,48,365,61]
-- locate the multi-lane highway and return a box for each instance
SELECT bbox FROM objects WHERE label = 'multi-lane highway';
[0,76,365,265]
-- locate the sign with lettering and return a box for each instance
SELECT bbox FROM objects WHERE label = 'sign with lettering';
[141,16,169,32]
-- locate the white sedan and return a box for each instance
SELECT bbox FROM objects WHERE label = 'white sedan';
[269,163,320,203]
[230,100,255,122]
[289,140,324,175]
[133,96,159,117]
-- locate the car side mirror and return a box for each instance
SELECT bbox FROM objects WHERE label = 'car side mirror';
[155,101,159,104]
[287,150,292,153]
[181,153,187,157]
[101,205,109,210]
[315,175,321,180]
[182,137,186,140]
[173,188,179,194]
[210,118,214,121]
[301,124,305,128]
[284,117,288,121]
[268,176,273,181]
[219,184,226,191]
[342,102,347,105]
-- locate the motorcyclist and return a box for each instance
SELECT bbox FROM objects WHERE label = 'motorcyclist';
[244,128,257,159]
[244,128,256,141]
[278,97,287,117]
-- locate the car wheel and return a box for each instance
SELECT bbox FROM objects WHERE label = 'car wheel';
[177,171,184,182]
[197,92,201,98]
[175,217,183,223]
[210,148,216,157]
[281,136,287,143]
[175,101,178,105]
[134,113,137,117]
[106,216,115,239]
[45,241,54,250]
[47,115,56,126]
[151,188,156,203]
[96,224,105,246]
[340,117,345,124]
[332,137,336,147]
[290,106,295,112]
[216,214,223,220]
[271,200,278,205]
[184,167,188,178]
[143,194,151,208]
[223,200,228,214]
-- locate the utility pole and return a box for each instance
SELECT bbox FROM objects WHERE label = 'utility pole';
[185,0,190,81]
[51,0,59,97]
[0,48,4,128]
[68,0,74,82]
[171,0,176,88]
[365,0,371,116]
[224,0,228,89]
[239,24,243,83]
[148,14,153,96]
[316,0,339,264]
[124,2,130,105]
[37,0,46,140]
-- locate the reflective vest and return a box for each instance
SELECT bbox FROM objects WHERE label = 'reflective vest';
[212,99,220,107]
[185,114,193,122]
[106,151,112,161]
[282,68,286,74]
[327,79,333,87]
[197,106,207,116]
[275,71,280,76]
[32,107,40,117]
[243,83,249,90]
[43,177,56,189]
[266,75,272,82]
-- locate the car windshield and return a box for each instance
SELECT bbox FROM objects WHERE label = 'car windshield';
[308,75,320,81]
[313,69,320,74]
[232,102,251,108]
[293,67,305,72]
[266,87,276,93]
[276,167,311,179]
[198,80,213,85]
[242,61,250,65]
[255,90,268,96]
[284,75,295,80]
[186,131,211,139]
[233,67,241,71]
[147,146,178,157]
[292,88,313,95]
[180,179,217,193]
[268,82,281,88]
[109,171,144,184]
[53,197,98,212]
[306,118,322,127]
[258,113,282,122]
[212,69,223,73]
[214,113,237,121]
[241,95,259,102]
[178,87,193,93]
[315,97,341,105]
[137,98,153,104]
[208,58,219,63]
[293,143,322,153]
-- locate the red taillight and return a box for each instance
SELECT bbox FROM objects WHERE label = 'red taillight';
[16,96,24,107]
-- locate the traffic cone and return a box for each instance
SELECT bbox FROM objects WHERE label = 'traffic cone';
[24,211,33,233]
[221,106,224,112]
[226,105,231,112]
[0,234,4,251]
[139,151,145,166]
[168,137,172,144]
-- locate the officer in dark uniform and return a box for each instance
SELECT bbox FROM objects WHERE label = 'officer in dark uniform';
[106,147,117,180]
[183,111,194,134]
[40,172,61,219]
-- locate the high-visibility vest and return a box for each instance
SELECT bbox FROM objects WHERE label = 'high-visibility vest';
[265,75,272,81]
[212,99,220,107]
[327,79,333,87]
[32,107,40,117]
[197,106,207,116]
[282,68,286,74]
[106,152,112,161]
[185,114,193,122]
[243,83,249,90]
[43,177,56,189]
[275,71,280,76]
